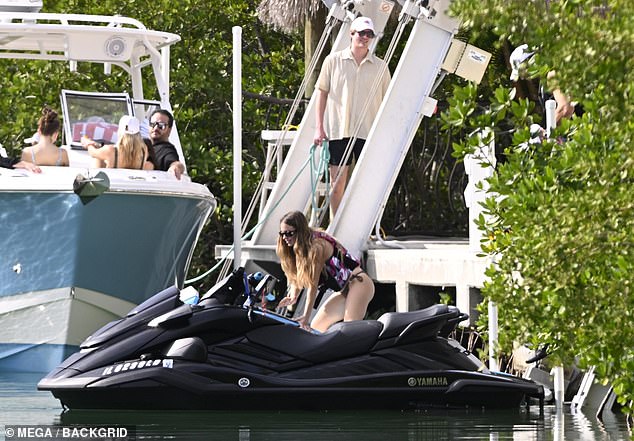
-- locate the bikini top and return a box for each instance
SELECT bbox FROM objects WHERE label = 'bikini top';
[313,231,360,291]
[30,148,63,166]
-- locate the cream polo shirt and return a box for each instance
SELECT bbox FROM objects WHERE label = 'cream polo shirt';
[316,47,391,140]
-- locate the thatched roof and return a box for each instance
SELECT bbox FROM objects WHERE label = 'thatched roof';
[257,0,324,33]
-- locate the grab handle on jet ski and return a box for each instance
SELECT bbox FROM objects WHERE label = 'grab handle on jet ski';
[243,272,278,322]
[248,305,255,323]
[254,274,273,298]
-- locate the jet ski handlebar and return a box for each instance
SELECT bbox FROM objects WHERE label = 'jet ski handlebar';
[198,267,277,310]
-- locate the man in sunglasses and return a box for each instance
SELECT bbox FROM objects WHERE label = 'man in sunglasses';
[313,16,391,217]
[148,109,185,179]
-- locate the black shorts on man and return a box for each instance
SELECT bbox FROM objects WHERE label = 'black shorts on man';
[328,138,365,166]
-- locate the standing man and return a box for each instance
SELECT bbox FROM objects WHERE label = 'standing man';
[149,109,185,180]
[313,16,391,217]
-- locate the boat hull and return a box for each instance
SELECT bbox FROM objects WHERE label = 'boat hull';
[0,167,214,372]
[0,287,133,372]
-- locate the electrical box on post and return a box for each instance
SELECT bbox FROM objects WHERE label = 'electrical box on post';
[442,39,491,84]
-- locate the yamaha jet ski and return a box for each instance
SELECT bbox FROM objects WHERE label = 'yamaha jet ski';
[38,268,544,410]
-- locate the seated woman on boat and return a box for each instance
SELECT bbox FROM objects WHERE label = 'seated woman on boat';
[81,115,153,170]
[21,107,69,167]
[276,210,375,332]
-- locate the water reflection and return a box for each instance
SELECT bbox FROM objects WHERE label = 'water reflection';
[59,408,542,441]
[2,373,630,441]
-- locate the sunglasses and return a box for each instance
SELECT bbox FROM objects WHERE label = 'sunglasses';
[279,230,296,238]
[150,121,169,130]
[355,30,375,39]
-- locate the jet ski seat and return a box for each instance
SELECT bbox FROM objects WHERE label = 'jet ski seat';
[377,304,464,345]
[246,320,383,364]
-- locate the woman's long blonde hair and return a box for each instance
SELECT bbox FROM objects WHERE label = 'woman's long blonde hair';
[276,211,321,289]
[117,132,146,169]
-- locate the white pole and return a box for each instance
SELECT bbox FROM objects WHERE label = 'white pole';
[551,365,565,409]
[233,26,242,270]
[545,99,557,138]
[488,300,499,371]
[464,128,496,252]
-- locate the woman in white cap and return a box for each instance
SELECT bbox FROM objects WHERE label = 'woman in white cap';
[82,115,153,170]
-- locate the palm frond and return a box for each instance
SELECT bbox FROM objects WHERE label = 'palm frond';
[257,0,323,33]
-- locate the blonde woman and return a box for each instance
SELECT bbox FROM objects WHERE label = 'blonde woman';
[82,115,153,170]
[21,107,69,167]
[276,210,375,332]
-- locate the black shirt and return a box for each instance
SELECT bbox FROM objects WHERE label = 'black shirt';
[152,140,179,171]
[0,156,18,169]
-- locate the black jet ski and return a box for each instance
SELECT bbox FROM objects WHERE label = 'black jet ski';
[38,268,544,410]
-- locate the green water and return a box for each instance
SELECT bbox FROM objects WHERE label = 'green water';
[1,373,630,441]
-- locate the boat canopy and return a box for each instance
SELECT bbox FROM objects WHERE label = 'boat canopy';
[0,10,180,104]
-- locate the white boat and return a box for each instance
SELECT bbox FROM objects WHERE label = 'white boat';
[0,3,216,372]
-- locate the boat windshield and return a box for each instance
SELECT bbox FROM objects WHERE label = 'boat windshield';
[61,90,162,149]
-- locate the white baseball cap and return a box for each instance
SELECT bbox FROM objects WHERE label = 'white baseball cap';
[350,16,375,33]
[118,115,140,135]
[509,44,535,81]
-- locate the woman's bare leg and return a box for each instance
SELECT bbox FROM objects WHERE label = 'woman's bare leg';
[310,293,346,332]
[343,273,375,322]
[310,273,375,332]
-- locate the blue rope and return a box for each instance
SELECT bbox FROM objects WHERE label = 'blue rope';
[309,140,330,221]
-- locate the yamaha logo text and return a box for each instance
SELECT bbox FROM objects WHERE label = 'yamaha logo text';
[407,376,449,387]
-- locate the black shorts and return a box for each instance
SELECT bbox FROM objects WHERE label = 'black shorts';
[328,138,365,166]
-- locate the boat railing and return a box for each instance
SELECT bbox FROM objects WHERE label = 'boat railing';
[0,11,180,62]
[0,11,147,30]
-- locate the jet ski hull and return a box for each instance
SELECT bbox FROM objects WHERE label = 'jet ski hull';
[40,364,543,410]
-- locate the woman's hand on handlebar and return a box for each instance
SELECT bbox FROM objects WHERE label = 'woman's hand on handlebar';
[294,314,312,331]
